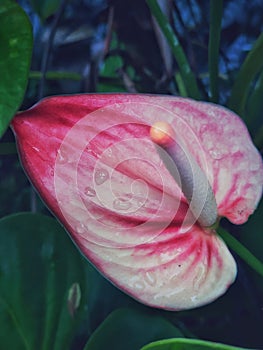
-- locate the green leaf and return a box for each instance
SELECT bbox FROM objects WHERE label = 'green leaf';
[239,199,263,265]
[239,199,263,296]
[246,69,263,134]
[254,124,263,149]
[29,70,82,81]
[98,55,127,92]
[146,0,201,100]
[228,32,263,119]
[84,308,183,350]
[28,0,62,21]
[100,55,123,78]
[0,0,33,138]
[208,0,223,103]
[141,338,249,350]
[0,213,88,350]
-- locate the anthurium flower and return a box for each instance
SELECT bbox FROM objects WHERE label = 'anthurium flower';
[11,94,263,310]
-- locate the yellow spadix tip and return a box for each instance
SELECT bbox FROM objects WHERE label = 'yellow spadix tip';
[150,121,175,146]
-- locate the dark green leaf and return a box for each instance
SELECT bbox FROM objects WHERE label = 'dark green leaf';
[0,0,32,137]
[28,0,62,21]
[254,124,263,149]
[84,308,183,350]
[208,0,223,103]
[29,70,82,81]
[141,338,249,350]
[228,32,263,119]
[98,55,127,92]
[146,0,201,100]
[240,199,263,273]
[0,213,88,350]
[100,55,123,78]
[246,69,263,136]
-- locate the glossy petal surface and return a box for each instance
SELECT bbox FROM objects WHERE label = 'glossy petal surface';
[12,94,263,310]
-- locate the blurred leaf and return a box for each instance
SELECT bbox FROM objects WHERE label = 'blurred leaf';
[246,69,263,135]
[235,200,263,324]
[100,56,123,78]
[84,308,184,350]
[0,0,33,138]
[254,124,263,149]
[208,0,223,102]
[0,142,17,155]
[228,32,263,119]
[28,0,62,21]
[146,0,201,100]
[141,338,248,350]
[97,78,127,93]
[98,56,126,92]
[240,199,263,264]
[235,195,263,281]
[0,213,88,350]
[151,0,173,77]
[175,72,188,97]
[29,70,82,81]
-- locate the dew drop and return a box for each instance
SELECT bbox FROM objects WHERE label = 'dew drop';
[76,223,86,234]
[193,263,205,291]
[249,162,260,171]
[94,169,109,185]
[191,295,197,303]
[32,146,40,153]
[209,149,223,160]
[144,271,156,286]
[106,148,112,158]
[57,149,68,164]
[134,281,145,290]
[113,198,131,211]
[84,186,96,197]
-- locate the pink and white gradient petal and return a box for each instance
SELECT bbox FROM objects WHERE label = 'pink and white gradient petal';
[11,94,262,310]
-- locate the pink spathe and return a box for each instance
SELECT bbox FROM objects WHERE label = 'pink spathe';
[12,94,263,310]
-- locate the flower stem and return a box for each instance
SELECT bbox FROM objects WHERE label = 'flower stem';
[146,0,201,100]
[218,227,263,278]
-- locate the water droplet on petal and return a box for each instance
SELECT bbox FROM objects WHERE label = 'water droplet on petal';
[191,295,197,303]
[32,146,40,153]
[113,198,131,211]
[76,223,86,234]
[84,186,96,197]
[193,263,205,291]
[106,148,112,158]
[57,149,68,164]
[209,149,223,160]
[94,169,109,185]
[144,271,157,286]
[134,281,145,290]
[249,162,260,171]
